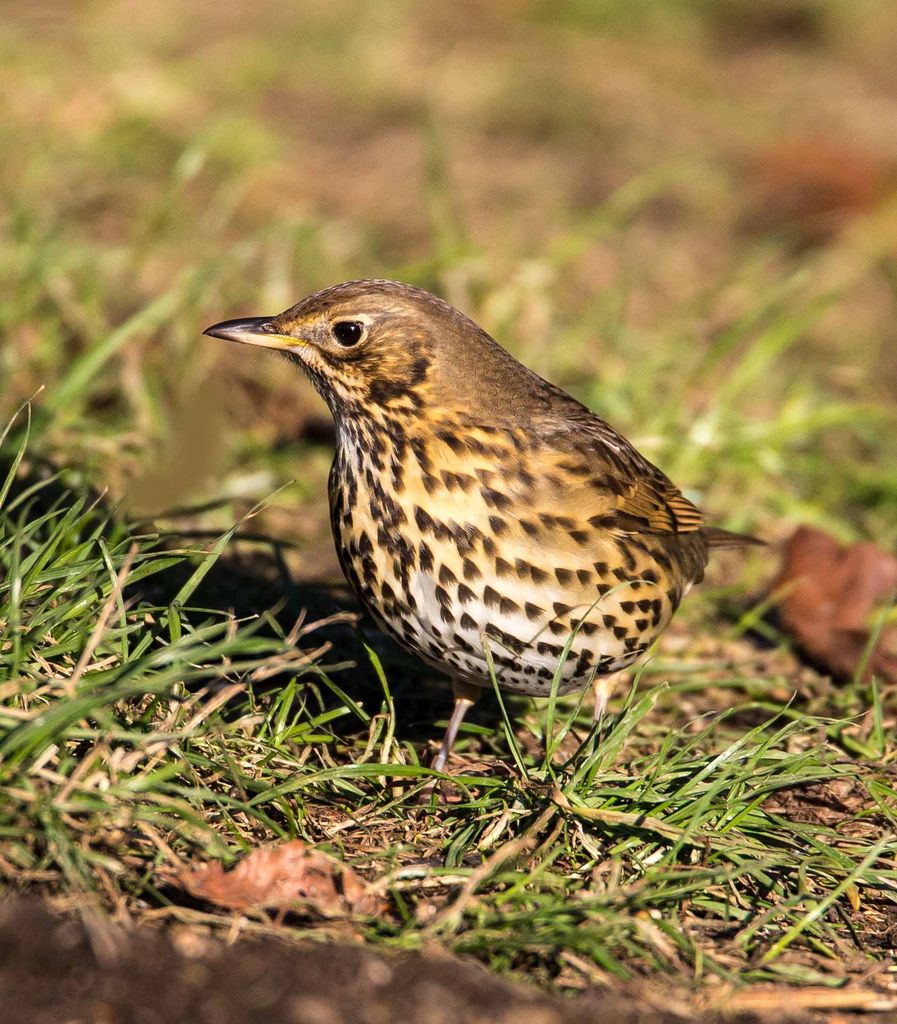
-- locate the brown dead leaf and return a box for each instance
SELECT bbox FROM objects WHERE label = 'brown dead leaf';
[160,841,381,917]
[740,136,894,246]
[763,776,885,836]
[773,525,897,684]
[765,776,864,828]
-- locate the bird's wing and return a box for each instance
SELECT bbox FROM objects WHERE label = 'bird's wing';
[540,410,705,537]
[612,472,704,534]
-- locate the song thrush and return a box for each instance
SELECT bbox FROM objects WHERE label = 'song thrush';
[205,281,756,771]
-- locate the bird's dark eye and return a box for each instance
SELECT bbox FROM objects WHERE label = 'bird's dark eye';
[331,320,365,347]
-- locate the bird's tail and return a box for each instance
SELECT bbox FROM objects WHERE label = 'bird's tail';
[703,526,765,549]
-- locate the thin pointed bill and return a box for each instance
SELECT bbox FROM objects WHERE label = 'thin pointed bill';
[202,317,304,352]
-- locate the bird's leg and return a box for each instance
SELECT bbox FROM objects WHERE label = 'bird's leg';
[591,672,620,728]
[432,679,481,773]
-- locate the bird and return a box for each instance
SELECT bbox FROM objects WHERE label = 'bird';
[204,280,758,772]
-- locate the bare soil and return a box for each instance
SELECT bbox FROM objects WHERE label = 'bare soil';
[0,899,764,1024]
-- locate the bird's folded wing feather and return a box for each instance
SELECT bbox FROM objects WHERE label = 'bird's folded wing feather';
[615,478,704,533]
[540,413,705,537]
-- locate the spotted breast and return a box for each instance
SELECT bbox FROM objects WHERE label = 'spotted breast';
[329,407,706,698]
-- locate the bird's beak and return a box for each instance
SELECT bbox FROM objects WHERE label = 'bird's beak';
[202,317,305,352]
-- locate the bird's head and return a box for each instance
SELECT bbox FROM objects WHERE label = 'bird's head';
[204,279,537,424]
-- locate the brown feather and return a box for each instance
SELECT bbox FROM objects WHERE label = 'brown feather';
[702,527,765,549]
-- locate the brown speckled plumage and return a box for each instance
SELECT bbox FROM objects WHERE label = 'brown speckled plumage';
[205,280,757,770]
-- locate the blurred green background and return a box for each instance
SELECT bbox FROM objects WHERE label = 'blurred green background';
[3,0,897,576]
